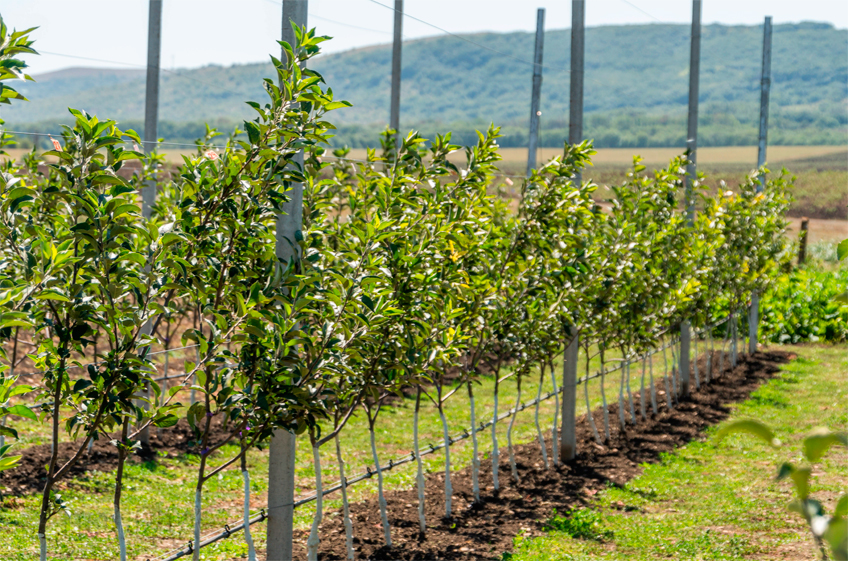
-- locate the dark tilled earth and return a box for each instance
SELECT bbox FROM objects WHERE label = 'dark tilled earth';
[298,350,793,560]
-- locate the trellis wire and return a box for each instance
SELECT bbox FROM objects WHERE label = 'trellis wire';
[150,314,735,561]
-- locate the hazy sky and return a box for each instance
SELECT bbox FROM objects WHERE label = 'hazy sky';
[3,0,847,75]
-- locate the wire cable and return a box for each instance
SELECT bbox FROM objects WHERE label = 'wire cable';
[364,0,570,73]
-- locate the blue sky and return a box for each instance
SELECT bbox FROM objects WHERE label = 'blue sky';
[3,0,846,75]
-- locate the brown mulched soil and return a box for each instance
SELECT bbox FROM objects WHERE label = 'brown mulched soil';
[300,350,794,561]
[0,416,234,496]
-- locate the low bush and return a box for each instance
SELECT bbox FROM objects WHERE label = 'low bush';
[760,266,848,343]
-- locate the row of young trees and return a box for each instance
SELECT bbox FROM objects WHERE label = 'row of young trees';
[0,21,792,561]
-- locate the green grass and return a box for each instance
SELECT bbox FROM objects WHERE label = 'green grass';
[0,339,707,560]
[508,344,848,561]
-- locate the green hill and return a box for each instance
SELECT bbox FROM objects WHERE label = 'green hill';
[4,21,846,148]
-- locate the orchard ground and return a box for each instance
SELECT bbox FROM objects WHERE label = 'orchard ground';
[0,343,845,560]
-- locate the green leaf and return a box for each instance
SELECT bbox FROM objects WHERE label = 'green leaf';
[835,494,848,517]
[802,428,848,463]
[5,404,36,421]
[716,419,781,447]
[837,238,848,261]
[244,121,261,145]
[153,414,179,428]
[0,454,21,473]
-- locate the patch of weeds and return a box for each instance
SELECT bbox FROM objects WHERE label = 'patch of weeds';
[748,386,790,408]
[543,508,613,541]
[657,530,753,559]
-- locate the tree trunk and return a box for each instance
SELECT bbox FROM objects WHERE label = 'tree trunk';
[548,359,559,467]
[639,356,647,421]
[534,364,549,469]
[438,404,453,518]
[467,383,480,502]
[114,421,129,561]
[599,353,610,441]
[413,389,426,533]
[584,351,601,443]
[334,434,355,559]
[506,375,522,483]
[491,375,500,491]
[369,417,391,546]
[241,455,257,561]
[306,430,323,561]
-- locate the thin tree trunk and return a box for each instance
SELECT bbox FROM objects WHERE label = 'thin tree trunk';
[307,430,323,561]
[584,348,601,443]
[38,365,65,561]
[626,361,636,422]
[438,403,453,518]
[534,363,549,469]
[467,383,480,502]
[662,342,672,410]
[507,375,522,483]
[491,374,500,491]
[114,421,129,561]
[617,358,627,431]
[413,388,427,533]
[549,359,559,467]
[693,334,700,390]
[599,351,610,441]
[368,415,391,546]
[334,434,355,559]
[241,451,257,561]
[649,350,658,414]
[706,330,713,383]
[670,342,678,404]
[639,355,647,421]
[192,487,202,561]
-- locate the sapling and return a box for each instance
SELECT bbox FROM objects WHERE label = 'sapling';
[413,387,427,531]
[639,355,648,421]
[662,340,673,410]
[365,400,392,546]
[506,371,523,482]
[334,434,355,559]
[598,348,610,441]
[548,358,559,466]
[534,362,549,469]
[240,446,257,561]
[583,343,602,443]
[467,381,481,501]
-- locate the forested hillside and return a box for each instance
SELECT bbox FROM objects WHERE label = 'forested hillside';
[5,21,846,147]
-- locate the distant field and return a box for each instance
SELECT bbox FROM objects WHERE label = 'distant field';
[4,144,845,220]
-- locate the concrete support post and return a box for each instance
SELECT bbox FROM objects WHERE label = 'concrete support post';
[560,334,579,462]
[267,3,306,559]
[389,0,403,138]
[680,0,701,397]
[750,16,772,355]
[139,0,162,447]
[526,8,545,178]
[568,0,585,185]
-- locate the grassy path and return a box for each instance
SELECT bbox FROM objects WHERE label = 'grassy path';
[509,344,847,561]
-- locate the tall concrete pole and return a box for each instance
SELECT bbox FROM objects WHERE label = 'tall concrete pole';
[267,3,306,560]
[679,0,701,398]
[389,0,403,138]
[749,16,772,354]
[560,334,579,462]
[561,0,584,464]
[526,8,545,178]
[568,0,585,185]
[143,0,162,177]
[139,0,162,447]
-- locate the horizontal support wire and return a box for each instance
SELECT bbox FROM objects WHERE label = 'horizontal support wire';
[151,314,737,561]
